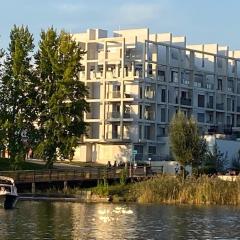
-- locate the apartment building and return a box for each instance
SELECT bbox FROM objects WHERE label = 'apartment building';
[72,28,240,164]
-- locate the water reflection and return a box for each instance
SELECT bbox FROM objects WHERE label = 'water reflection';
[0,201,240,239]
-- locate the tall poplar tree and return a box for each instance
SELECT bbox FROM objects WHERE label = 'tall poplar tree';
[0,25,37,168]
[35,28,88,167]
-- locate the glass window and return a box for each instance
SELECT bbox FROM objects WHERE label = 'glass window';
[197,113,205,123]
[198,95,205,108]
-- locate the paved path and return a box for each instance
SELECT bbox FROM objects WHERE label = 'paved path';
[26,158,87,169]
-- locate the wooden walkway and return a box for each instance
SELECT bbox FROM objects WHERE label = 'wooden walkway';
[0,166,154,184]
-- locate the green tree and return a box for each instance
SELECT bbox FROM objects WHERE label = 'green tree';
[202,144,227,174]
[34,28,89,168]
[169,111,207,175]
[0,25,37,168]
[0,48,5,154]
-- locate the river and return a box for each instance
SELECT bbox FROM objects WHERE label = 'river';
[0,200,239,239]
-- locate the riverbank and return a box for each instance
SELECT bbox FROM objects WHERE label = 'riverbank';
[19,175,240,205]
[132,175,240,205]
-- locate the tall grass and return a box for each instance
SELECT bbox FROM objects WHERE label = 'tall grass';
[132,175,240,205]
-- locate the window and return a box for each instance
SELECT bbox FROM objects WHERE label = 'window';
[138,125,142,139]
[171,71,178,83]
[139,105,142,119]
[217,58,222,68]
[148,146,156,155]
[194,74,203,88]
[202,58,205,68]
[197,113,205,123]
[157,127,166,137]
[134,145,143,154]
[208,96,213,108]
[198,95,205,108]
[145,86,154,99]
[232,99,235,112]
[171,49,178,60]
[144,126,151,139]
[207,113,213,123]
[161,108,166,122]
[161,89,166,102]
[135,64,142,77]
[181,71,190,85]
[217,78,223,91]
[158,70,165,81]
[139,86,143,99]
[148,64,152,76]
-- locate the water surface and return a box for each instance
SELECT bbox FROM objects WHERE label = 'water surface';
[0,201,239,239]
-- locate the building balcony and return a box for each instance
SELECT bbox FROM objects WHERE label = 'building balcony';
[79,71,85,80]
[110,91,121,98]
[107,112,134,120]
[123,112,132,119]
[180,98,192,106]
[144,111,155,121]
[106,71,118,79]
[216,103,224,110]
[206,102,214,109]
[157,136,168,144]
[90,71,103,79]
[105,132,131,141]
[107,112,120,119]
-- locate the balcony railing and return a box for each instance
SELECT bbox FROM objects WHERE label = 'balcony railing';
[216,103,224,110]
[107,112,120,119]
[180,98,192,106]
[107,112,133,119]
[144,111,155,120]
[111,91,121,98]
[206,102,214,109]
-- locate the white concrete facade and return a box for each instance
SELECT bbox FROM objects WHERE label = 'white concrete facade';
[72,28,240,164]
[205,134,240,168]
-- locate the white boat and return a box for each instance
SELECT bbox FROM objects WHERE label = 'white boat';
[0,176,18,209]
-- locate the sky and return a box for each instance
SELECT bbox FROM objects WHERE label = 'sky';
[0,0,240,50]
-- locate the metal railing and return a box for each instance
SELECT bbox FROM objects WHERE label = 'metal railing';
[0,166,156,184]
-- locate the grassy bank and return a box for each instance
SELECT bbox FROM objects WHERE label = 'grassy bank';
[0,158,47,171]
[22,174,240,205]
[89,175,240,205]
[132,175,240,205]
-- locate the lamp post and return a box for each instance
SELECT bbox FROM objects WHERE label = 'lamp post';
[148,157,151,166]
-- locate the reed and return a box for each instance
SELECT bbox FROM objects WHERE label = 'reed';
[133,175,240,205]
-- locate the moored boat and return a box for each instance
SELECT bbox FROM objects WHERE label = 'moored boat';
[0,176,18,209]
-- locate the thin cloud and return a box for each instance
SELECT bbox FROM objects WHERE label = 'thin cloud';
[115,3,162,25]
[56,2,86,13]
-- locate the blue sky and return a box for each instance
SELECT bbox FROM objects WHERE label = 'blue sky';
[0,0,240,50]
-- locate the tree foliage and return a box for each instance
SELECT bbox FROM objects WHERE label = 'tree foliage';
[0,26,89,169]
[0,25,37,168]
[34,28,89,167]
[202,144,227,174]
[169,111,207,171]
